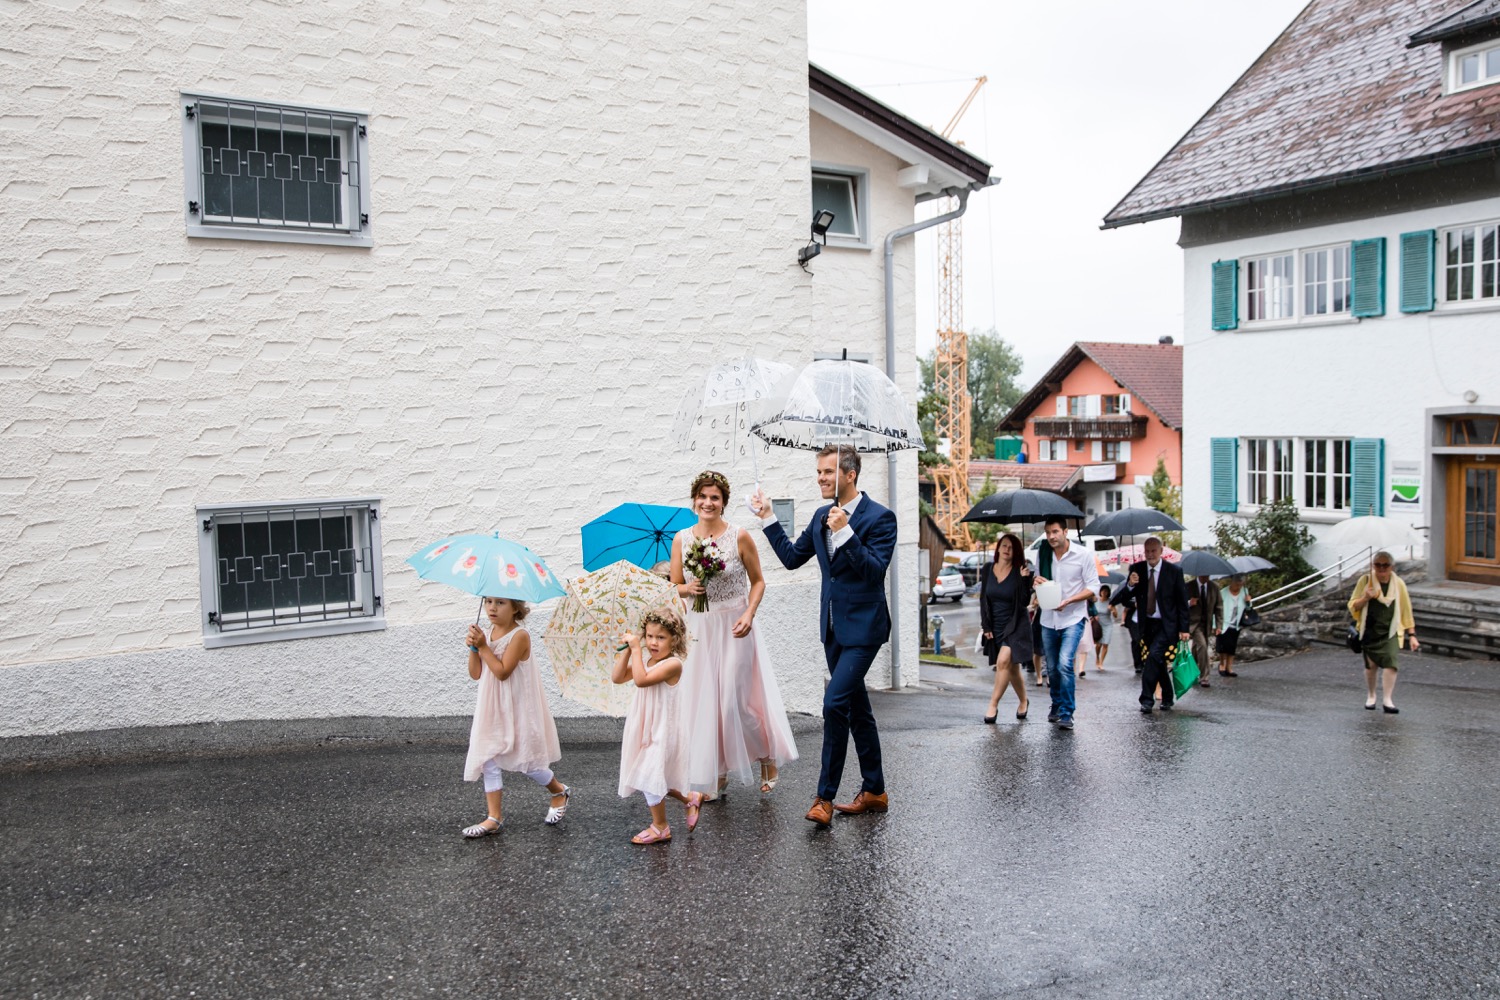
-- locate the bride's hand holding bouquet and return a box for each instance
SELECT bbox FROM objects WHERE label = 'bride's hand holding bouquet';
[683,537,726,613]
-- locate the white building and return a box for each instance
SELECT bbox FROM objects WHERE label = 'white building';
[0,4,993,738]
[1105,0,1500,580]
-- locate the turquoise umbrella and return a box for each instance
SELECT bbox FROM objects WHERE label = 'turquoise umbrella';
[580,503,697,572]
[406,532,567,618]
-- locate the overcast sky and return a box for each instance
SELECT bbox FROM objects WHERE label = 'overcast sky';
[807,0,1311,384]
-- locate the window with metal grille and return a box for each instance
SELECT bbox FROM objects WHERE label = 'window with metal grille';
[181,92,372,247]
[197,498,385,647]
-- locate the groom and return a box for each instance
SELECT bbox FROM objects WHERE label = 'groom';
[752,445,898,826]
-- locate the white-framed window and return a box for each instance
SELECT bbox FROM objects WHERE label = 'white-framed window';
[1102,394,1131,415]
[1037,439,1067,462]
[1102,441,1122,462]
[1448,38,1500,93]
[1302,438,1353,512]
[1104,489,1124,513]
[1244,244,1350,323]
[182,92,373,247]
[1441,222,1500,303]
[1245,438,1294,505]
[810,163,871,246]
[196,497,385,648]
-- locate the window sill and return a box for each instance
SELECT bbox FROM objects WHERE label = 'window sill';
[1235,503,1352,524]
[187,223,374,248]
[826,235,872,251]
[1237,315,1359,333]
[203,615,386,649]
[1434,298,1500,316]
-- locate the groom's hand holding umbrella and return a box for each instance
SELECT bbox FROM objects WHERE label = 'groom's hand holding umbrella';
[826,504,849,533]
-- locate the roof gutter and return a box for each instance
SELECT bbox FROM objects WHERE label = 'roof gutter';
[881,177,995,689]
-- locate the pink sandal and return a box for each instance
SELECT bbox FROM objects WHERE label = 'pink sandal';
[686,794,703,832]
[631,823,671,845]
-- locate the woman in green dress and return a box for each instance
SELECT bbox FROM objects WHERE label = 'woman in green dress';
[1346,550,1420,713]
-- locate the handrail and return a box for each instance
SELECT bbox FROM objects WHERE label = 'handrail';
[1254,546,1372,612]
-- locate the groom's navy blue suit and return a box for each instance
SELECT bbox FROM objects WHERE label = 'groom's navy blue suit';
[763,491,897,802]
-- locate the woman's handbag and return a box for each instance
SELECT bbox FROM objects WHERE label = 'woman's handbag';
[1240,606,1262,629]
[1345,625,1362,654]
[1091,617,1103,644]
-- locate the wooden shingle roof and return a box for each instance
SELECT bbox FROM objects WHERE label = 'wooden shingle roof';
[1104,0,1500,228]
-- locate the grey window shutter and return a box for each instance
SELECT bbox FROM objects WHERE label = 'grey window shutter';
[1210,438,1238,512]
[1350,438,1385,516]
[1350,238,1385,317]
[1211,260,1238,330]
[1399,230,1435,313]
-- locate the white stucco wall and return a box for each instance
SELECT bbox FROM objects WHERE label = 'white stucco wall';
[0,2,939,738]
[1181,197,1500,566]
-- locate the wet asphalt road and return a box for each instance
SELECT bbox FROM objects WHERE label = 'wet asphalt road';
[2,647,1498,1000]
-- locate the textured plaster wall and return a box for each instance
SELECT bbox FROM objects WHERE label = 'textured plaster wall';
[0,2,936,737]
[0,0,892,735]
[1180,198,1500,565]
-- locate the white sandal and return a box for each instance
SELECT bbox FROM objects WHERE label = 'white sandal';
[544,786,571,825]
[759,760,779,794]
[462,816,503,838]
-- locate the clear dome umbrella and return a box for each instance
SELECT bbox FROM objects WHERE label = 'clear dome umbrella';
[671,356,798,486]
[749,357,923,455]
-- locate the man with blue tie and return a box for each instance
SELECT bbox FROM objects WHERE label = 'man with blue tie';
[751,445,897,827]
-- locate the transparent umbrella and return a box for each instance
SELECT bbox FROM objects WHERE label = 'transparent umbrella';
[671,356,797,481]
[750,357,923,455]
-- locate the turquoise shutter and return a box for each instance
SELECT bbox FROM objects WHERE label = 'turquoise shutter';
[1210,438,1238,512]
[1350,438,1385,516]
[1399,230,1436,313]
[1211,260,1238,330]
[1350,238,1385,317]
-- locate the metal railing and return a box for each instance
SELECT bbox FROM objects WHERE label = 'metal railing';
[1253,546,1372,613]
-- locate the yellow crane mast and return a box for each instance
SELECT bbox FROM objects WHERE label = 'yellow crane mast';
[930,75,986,550]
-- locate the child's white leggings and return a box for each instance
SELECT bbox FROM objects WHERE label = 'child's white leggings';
[481,758,554,794]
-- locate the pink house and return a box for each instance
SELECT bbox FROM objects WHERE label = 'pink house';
[994,341,1182,519]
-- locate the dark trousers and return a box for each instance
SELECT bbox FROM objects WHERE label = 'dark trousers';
[819,639,884,801]
[1139,617,1176,708]
[1124,618,1143,672]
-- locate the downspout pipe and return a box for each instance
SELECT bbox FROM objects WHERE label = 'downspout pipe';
[881,184,979,690]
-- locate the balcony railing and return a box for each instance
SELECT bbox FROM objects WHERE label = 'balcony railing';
[1031,414,1147,440]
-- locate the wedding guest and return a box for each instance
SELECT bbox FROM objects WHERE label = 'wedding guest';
[1347,552,1419,714]
[981,533,1032,723]
[1186,573,1222,688]
[613,608,702,844]
[1095,584,1114,670]
[672,471,797,798]
[1217,576,1249,677]
[461,597,572,839]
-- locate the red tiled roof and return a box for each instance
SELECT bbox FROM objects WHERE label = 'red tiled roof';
[967,460,1082,493]
[998,342,1182,431]
[1104,0,1500,227]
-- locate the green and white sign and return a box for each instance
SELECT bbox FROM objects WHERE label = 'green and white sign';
[1389,461,1421,507]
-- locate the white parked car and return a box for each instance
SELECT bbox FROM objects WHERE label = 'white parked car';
[930,565,966,603]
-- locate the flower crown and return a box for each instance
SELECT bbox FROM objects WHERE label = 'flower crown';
[691,470,731,498]
[641,609,683,635]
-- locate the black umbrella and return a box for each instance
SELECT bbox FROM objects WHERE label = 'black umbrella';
[1084,507,1185,537]
[1179,550,1238,578]
[961,488,1083,525]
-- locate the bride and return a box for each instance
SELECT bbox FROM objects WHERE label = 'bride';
[672,470,798,797]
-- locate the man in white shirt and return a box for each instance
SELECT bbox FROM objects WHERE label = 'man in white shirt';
[1031,517,1099,730]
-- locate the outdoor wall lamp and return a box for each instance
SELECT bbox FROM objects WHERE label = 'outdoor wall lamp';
[798,210,836,271]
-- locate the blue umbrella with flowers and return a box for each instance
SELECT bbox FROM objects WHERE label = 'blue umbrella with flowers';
[407,531,567,622]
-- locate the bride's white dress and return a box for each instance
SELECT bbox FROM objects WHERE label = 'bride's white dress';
[678,524,798,793]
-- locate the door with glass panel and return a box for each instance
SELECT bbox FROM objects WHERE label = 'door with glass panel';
[1448,459,1500,584]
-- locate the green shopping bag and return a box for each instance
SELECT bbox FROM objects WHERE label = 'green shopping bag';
[1170,643,1198,700]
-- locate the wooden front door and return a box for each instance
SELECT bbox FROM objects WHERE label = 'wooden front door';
[1448,459,1500,584]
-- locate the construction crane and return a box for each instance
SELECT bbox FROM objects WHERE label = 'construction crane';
[930,75,987,550]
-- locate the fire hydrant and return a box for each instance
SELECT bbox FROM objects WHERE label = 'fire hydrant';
[931,615,944,655]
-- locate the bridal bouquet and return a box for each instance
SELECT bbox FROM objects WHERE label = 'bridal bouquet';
[683,537,726,613]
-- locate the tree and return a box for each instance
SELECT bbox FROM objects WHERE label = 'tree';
[1141,457,1183,549]
[1209,496,1314,595]
[967,471,1001,547]
[918,328,1025,461]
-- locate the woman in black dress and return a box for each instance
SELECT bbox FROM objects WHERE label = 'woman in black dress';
[982,532,1034,723]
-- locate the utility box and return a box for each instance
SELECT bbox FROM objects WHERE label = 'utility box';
[994,436,1022,460]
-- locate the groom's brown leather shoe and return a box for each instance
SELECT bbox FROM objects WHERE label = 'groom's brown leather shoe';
[805,797,833,826]
[833,790,889,815]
